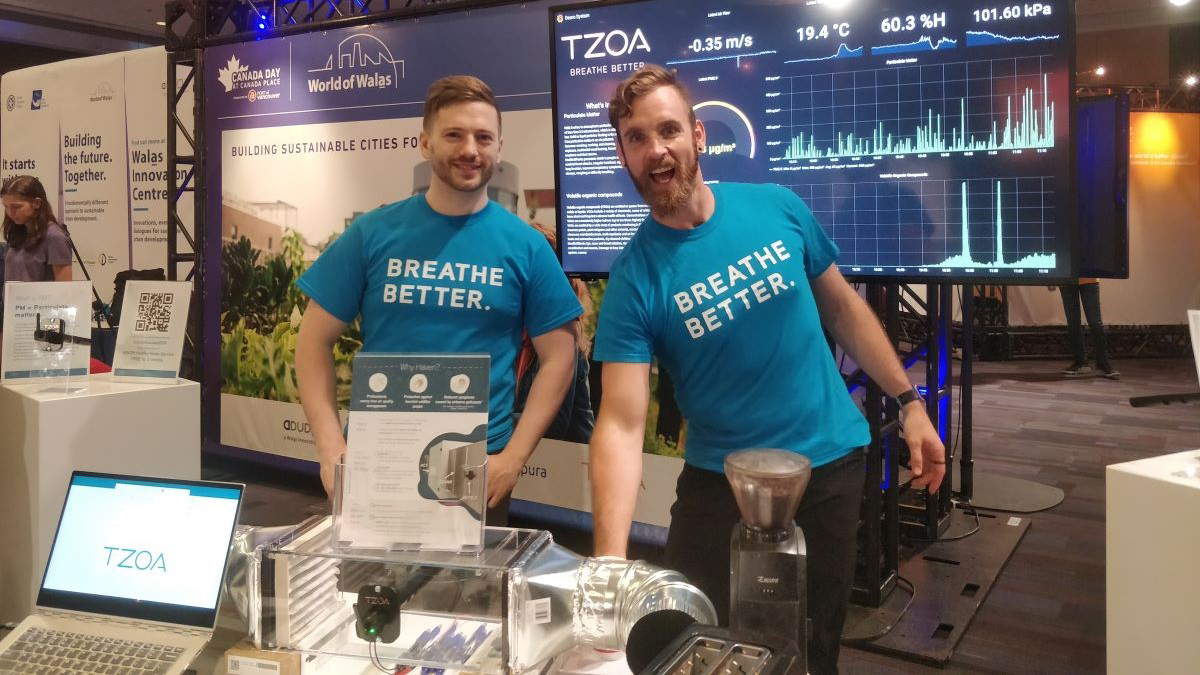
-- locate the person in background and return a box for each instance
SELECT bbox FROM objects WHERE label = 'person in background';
[1058,278,1119,379]
[2,175,72,284]
[513,220,595,444]
[1,175,73,362]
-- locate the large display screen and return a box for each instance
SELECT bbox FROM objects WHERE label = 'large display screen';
[550,0,1075,280]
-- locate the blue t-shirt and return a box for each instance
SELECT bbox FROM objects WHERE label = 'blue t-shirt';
[297,196,583,453]
[594,182,869,471]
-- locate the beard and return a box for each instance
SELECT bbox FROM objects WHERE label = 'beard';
[628,149,699,216]
[431,154,494,194]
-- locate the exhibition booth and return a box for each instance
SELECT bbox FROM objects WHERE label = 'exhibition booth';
[0,0,1199,673]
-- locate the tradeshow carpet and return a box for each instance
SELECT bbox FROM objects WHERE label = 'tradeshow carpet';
[207,357,1200,674]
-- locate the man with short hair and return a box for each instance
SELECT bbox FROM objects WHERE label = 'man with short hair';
[296,75,582,524]
[589,65,946,673]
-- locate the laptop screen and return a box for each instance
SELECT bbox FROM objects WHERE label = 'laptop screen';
[37,472,244,629]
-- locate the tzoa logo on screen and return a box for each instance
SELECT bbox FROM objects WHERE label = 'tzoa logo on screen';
[103,546,167,572]
[560,28,650,59]
[306,34,403,94]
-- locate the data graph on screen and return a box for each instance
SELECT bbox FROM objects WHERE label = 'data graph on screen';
[551,0,1074,279]
[772,56,1056,162]
[793,177,1057,273]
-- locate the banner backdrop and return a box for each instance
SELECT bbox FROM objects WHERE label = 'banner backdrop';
[57,53,129,299]
[125,48,192,273]
[0,47,191,303]
[204,2,681,532]
[1,65,62,252]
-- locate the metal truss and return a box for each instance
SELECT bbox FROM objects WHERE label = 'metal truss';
[1076,84,1200,112]
[1006,325,1192,359]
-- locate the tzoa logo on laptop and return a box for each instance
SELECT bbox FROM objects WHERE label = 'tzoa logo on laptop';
[103,546,167,572]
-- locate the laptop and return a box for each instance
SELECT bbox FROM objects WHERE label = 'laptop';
[0,471,244,674]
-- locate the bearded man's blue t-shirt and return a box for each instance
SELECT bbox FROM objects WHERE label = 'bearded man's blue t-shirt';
[297,196,583,453]
[593,182,869,472]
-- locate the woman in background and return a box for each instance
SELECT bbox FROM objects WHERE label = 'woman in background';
[2,175,72,283]
[0,175,72,360]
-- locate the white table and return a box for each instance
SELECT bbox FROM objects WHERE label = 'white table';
[1107,448,1200,674]
[0,373,200,624]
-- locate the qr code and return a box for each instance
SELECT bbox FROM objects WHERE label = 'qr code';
[135,292,174,332]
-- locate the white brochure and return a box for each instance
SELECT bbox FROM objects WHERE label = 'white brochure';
[336,352,490,551]
[1,280,93,384]
[111,280,192,383]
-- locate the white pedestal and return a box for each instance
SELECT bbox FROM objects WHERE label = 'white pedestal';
[1107,448,1200,674]
[0,372,200,624]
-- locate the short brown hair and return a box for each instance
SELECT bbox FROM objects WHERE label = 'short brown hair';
[607,64,695,131]
[422,75,500,131]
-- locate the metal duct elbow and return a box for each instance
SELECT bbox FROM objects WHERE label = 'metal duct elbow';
[575,557,718,650]
[513,548,717,670]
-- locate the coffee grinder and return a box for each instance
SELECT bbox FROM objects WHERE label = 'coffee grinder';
[725,448,812,668]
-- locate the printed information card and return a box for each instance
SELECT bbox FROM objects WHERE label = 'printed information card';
[111,280,192,383]
[337,352,490,551]
[1,281,93,384]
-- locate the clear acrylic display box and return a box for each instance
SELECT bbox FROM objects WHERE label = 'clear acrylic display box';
[242,515,573,673]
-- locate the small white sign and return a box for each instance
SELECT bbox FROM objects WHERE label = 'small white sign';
[1007,517,1022,527]
[111,280,192,383]
[529,597,552,625]
[1,280,93,384]
[227,655,281,673]
[337,353,490,551]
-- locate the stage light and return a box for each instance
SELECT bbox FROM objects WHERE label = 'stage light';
[155,21,165,26]
[257,13,268,31]
[1186,74,1198,87]
[1095,66,1106,76]
[1169,0,1193,7]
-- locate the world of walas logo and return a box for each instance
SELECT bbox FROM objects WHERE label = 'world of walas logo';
[306,33,404,93]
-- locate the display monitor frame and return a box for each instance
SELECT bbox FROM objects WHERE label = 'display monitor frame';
[548,0,1079,284]
[1075,94,1130,279]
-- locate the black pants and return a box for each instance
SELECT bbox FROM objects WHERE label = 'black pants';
[1059,283,1111,369]
[664,450,865,675]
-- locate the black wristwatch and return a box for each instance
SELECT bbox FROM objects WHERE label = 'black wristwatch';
[893,386,924,408]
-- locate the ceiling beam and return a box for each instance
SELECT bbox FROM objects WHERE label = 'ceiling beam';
[1078,4,1200,33]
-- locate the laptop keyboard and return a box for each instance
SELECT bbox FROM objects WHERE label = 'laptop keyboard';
[0,628,184,674]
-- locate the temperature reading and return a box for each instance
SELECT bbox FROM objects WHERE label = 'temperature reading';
[796,23,850,42]
[974,3,1053,22]
[689,33,754,53]
[880,12,946,33]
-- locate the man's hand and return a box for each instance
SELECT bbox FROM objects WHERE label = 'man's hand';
[316,432,347,497]
[296,300,350,499]
[900,403,946,493]
[487,450,524,507]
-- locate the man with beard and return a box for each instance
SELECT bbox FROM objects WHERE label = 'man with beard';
[589,65,945,673]
[295,76,582,524]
